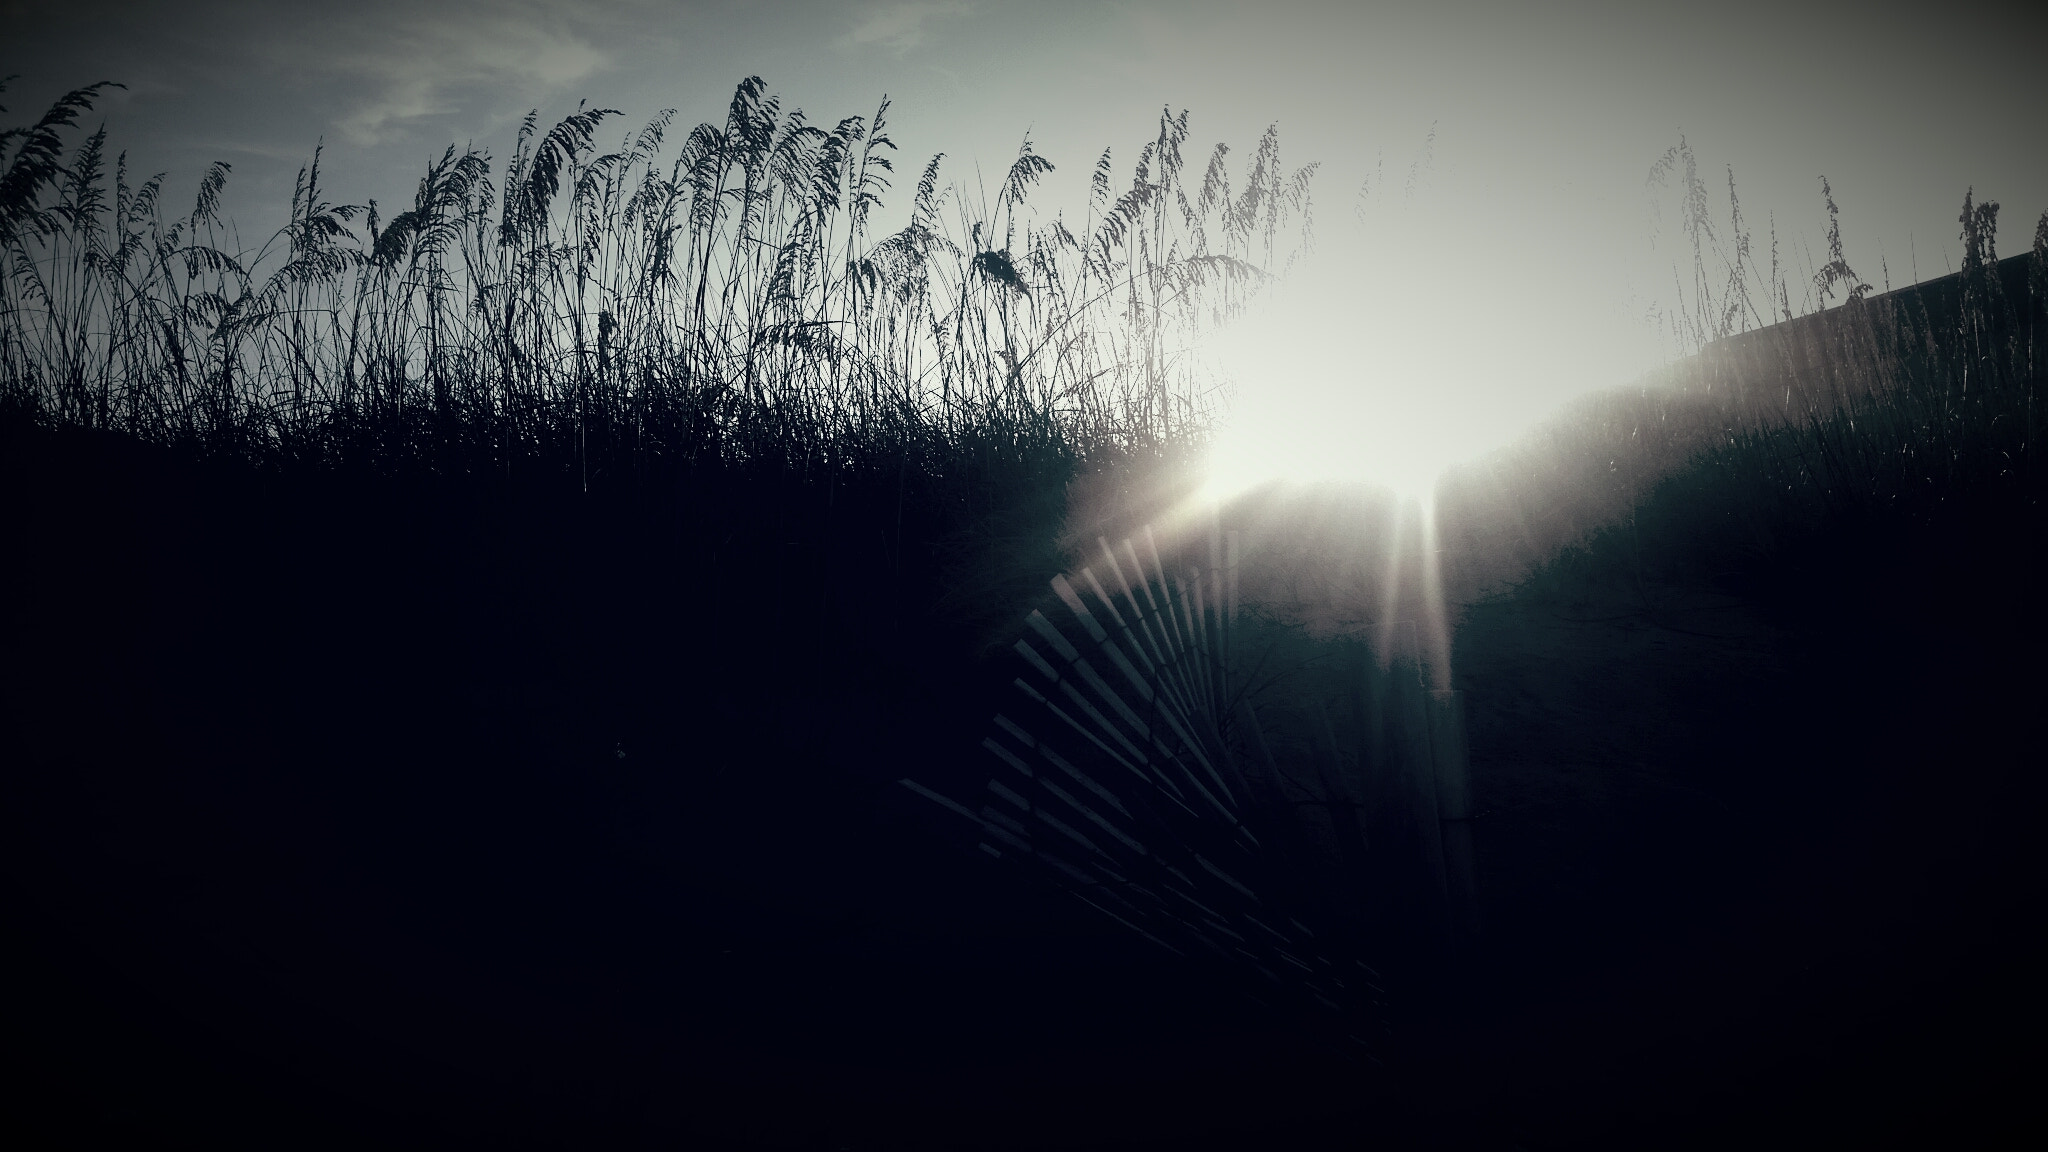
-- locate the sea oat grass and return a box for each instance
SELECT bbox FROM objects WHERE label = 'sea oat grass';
[1437,138,2045,616]
[0,78,1311,510]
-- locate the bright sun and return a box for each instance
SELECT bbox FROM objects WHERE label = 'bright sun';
[1196,284,1521,502]
[1198,369,1478,503]
[1195,302,1666,503]
[1191,184,1668,505]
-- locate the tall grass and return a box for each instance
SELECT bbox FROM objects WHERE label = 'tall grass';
[1438,139,2047,605]
[1653,138,2044,523]
[0,76,1314,489]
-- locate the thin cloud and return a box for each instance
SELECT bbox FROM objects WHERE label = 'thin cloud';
[323,9,611,145]
[836,1,976,54]
[6,2,622,146]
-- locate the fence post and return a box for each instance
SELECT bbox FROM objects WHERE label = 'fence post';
[1428,689,1482,950]
[1224,528,1240,678]
[1314,699,1372,888]
[1386,622,1451,958]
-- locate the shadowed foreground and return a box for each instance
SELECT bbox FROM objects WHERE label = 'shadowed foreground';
[3,418,2042,1150]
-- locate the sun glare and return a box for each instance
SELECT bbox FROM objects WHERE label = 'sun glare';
[1194,180,1668,505]
[1198,291,1516,503]
[1198,370,1477,503]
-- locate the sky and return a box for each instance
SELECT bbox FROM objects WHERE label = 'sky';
[6,0,2044,489]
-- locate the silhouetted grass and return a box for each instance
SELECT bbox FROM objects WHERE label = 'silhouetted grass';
[0,73,1332,681]
[1443,141,2045,630]
[0,77,1312,499]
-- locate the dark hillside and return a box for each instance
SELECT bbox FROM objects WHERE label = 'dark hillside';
[1416,217,2048,1147]
[0,417,1396,1150]
[1438,554,2045,1148]
[8,380,2044,1149]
